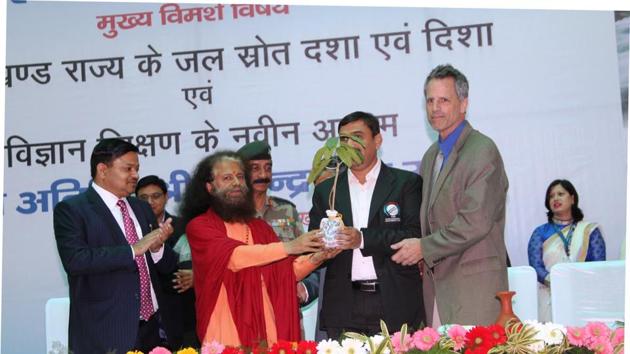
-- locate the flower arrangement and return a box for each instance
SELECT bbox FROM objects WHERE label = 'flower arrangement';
[125,320,624,354]
[125,340,318,354]
[336,320,624,354]
[127,321,624,354]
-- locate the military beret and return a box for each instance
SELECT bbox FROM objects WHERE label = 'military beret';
[237,140,272,160]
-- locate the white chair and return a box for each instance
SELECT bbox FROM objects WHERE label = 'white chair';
[45,297,70,353]
[300,298,319,341]
[507,266,538,321]
[550,260,625,326]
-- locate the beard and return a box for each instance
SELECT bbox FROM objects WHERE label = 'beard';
[209,184,256,223]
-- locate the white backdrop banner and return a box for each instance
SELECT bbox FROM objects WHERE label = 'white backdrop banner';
[3,2,626,353]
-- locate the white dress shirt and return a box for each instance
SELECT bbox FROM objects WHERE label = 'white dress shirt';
[348,160,381,281]
[92,182,162,313]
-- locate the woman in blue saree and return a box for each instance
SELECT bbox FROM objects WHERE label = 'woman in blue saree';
[527,179,606,322]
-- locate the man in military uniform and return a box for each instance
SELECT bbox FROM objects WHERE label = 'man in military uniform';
[238,141,319,306]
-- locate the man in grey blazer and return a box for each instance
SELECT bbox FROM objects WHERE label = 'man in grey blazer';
[391,64,509,326]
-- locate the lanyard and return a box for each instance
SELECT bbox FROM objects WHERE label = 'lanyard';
[552,223,576,257]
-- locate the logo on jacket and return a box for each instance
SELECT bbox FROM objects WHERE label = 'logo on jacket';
[383,202,401,223]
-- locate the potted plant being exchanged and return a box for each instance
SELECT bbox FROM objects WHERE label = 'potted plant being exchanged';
[307,133,365,247]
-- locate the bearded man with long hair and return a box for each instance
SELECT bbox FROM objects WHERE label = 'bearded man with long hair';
[180,151,338,347]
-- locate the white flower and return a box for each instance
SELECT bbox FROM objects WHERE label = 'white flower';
[521,320,566,351]
[317,339,342,354]
[540,322,566,345]
[340,338,367,354]
[522,320,546,353]
[523,320,544,331]
[527,339,546,353]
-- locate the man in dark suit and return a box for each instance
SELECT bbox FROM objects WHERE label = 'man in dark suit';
[308,111,425,338]
[136,175,199,349]
[136,175,185,247]
[54,138,177,354]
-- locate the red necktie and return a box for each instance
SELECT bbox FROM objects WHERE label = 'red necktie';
[116,199,155,320]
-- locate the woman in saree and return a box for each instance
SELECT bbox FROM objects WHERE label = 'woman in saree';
[527,179,606,321]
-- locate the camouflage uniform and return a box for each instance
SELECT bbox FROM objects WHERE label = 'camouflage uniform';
[258,196,304,242]
[238,140,319,305]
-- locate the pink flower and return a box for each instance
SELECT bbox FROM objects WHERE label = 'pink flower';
[390,331,413,353]
[610,327,624,347]
[585,322,612,346]
[411,327,440,351]
[202,340,225,354]
[588,337,614,354]
[447,325,468,351]
[566,326,586,347]
[148,347,172,354]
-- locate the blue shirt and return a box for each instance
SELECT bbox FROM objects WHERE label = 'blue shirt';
[437,120,466,169]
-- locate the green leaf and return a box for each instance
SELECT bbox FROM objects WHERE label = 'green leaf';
[307,148,333,184]
[335,147,354,167]
[374,338,389,354]
[307,161,328,184]
[311,146,327,167]
[378,320,396,354]
[400,323,408,348]
[347,134,366,148]
[344,331,368,342]
[338,133,366,149]
[347,147,365,165]
[325,137,339,149]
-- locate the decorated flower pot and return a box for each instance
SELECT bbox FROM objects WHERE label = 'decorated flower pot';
[319,210,344,248]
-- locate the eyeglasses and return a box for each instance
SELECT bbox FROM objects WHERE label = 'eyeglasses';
[138,192,165,201]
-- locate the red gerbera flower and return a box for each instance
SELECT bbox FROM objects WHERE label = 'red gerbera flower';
[296,341,318,354]
[464,326,494,354]
[270,340,296,354]
[223,346,245,354]
[486,324,507,346]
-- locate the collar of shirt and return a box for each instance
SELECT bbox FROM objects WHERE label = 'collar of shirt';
[438,120,466,166]
[92,181,128,211]
[92,182,143,238]
[348,159,382,189]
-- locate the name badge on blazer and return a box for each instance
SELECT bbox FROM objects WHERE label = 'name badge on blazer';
[383,202,401,223]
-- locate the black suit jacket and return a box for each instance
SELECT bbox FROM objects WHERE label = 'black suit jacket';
[53,186,177,354]
[308,163,425,330]
[159,212,199,349]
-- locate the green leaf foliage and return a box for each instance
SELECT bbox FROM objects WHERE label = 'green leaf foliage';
[307,134,365,184]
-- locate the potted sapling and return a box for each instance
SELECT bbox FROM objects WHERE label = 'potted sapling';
[307,134,365,247]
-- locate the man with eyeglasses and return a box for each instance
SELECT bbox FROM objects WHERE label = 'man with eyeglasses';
[136,176,185,257]
[136,175,198,349]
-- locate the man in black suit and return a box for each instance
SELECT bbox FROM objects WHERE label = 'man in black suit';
[54,138,177,354]
[136,175,199,349]
[308,111,425,338]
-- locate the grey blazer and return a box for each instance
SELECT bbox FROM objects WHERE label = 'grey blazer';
[420,121,509,326]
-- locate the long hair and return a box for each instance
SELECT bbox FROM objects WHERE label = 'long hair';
[179,151,251,226]
[545,179,584,223]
